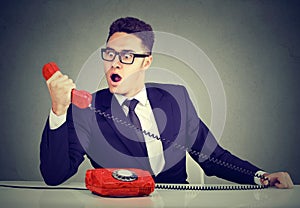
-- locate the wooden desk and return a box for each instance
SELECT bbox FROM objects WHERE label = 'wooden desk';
[0,181,299,207]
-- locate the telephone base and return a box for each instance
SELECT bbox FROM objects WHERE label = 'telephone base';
[85,168,155,197]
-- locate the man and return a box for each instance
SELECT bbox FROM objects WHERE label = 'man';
[40,17,293,188]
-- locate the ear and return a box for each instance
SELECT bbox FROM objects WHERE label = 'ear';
[142,55,153,70]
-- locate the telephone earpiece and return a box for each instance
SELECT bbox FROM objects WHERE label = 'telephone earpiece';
[42,62,92,109]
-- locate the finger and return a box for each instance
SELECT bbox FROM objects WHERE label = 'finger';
[46,71,62,84]
[57,76,76,89]
[58,77,74,87]
[274,172,293,189]
[57,82,76,96]
[281,172,294,189]
[71,82,76,90]
[64,82,76,94]
[275,181,288,189]
[285,173,294,188]
[48,75,74,91]
[54,74,71,83]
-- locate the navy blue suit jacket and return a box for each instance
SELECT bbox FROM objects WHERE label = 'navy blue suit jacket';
[40,83,260,185]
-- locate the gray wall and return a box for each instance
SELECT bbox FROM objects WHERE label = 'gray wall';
[0,0,299,184]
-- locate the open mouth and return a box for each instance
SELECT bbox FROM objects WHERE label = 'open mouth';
[110,73,122,83]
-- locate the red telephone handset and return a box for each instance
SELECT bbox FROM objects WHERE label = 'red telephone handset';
[85,168,155,197]
[42,62,92,109]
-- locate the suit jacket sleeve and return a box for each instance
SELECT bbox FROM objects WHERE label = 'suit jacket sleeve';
[40,105,86,186]
[183,86,261,184]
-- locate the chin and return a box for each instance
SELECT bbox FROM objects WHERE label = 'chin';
[108,86,117,94]
[108,85,123,95]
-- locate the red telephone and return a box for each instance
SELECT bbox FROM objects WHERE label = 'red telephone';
[85,168,155,197]
[42,62,92,109]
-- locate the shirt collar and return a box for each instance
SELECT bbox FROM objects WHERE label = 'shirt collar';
[114,86,148,106]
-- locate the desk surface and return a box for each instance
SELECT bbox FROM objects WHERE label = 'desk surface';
[0,181,299,208]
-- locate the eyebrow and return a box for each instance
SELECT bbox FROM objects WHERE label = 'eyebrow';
[105,47,136,53]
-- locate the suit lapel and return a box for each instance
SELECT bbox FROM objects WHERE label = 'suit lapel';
[95,90,150,169]
[146,85,180,150]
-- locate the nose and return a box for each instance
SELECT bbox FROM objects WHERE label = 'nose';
[111,55,122,69]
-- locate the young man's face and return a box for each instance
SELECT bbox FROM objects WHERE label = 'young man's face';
[103,32,152,97]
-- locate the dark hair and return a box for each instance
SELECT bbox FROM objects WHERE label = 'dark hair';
[107,17,154,53]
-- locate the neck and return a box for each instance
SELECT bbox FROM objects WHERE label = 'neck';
[123,72,145,97]
[123,85,144,98]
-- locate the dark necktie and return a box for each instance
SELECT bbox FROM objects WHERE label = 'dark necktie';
[124,99,147,155]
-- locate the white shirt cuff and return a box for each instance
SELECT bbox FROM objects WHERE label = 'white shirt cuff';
[49,109,67,130]
[254,170,267,185]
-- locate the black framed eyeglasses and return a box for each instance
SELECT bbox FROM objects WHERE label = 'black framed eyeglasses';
[101,48,151,65]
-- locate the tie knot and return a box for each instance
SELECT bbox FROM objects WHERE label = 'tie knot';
[124,99,139,111]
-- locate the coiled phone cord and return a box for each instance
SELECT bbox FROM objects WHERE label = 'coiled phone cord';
[89,106,270,190]
[155,183,267,191]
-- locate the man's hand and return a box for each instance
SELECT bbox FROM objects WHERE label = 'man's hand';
[262,172,294,189]
[46,71,76,116]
